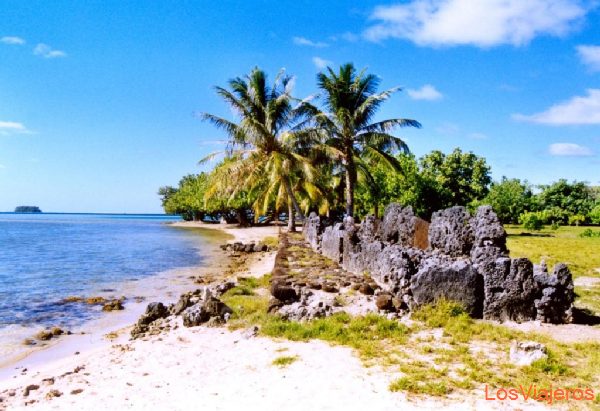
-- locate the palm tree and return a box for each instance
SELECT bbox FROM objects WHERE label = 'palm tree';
[199,68,319,231]
[305,63,421,217]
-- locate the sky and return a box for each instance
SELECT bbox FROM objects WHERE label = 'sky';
[1,0,599,213]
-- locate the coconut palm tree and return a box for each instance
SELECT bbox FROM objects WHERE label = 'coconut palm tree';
[199,68,320,231]
[304,63,421,217]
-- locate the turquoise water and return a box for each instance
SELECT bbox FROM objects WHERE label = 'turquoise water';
[0,213,208,331]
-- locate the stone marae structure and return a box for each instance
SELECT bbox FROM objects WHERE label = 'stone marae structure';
[303,204,575,324]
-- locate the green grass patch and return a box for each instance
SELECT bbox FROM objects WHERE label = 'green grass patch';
[505,225,600,278]
[221,273,600,400]
[272,355,299,367]
[262,236,279,249]
[506,224,600,316]
[409,301,600,396]
[576,286,600,314]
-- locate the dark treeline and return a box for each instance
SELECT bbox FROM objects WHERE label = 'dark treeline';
[159,64,600,229]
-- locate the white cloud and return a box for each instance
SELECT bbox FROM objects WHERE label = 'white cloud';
[312,56,333,70]
[1,36,25,45]
[364,0,588,47]
[577,44,600,71]
[0,121,30,135]
[33,43,67,58]
[292,36,328,48]
[513,89,600,125]
[548,143,594,156]
[407,84,443,100]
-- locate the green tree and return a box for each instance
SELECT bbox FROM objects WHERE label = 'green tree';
[158,186,178,209]
[307,63,420,217]
[162,174,209,221]
[588,204,600,225]
[200,68,320,231]
[419,148,491,208]
[479,177,533,224]
[537,179,595,220]
[354,153,443,219]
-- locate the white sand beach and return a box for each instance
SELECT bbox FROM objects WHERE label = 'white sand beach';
[0,224,551,411]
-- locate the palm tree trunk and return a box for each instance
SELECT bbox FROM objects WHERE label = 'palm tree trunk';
[374,203,379,219]
[287,199,296,232]
[345,153,357,217]
[283,179,304,219]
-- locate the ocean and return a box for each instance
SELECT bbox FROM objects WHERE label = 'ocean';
[0,213,222,362]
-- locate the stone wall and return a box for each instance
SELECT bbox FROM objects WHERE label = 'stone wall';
[303,204,574,323]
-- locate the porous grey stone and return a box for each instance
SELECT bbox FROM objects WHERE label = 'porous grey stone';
[321,223,345,263]
[410,258,483,316]
[534,263,574,324]
[181,297,233,327]
[482,258,538,322]
[429,206,473,257]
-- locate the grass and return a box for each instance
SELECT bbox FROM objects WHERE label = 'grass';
[220,231,600,402]
[262,236,279,249]
[272,355,299,367]
[506,224,600,316]
[576,286,600,315]
[506,225,600,279]
[222,275,600,400]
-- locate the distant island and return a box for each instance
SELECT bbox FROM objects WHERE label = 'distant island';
[14,206,42,213]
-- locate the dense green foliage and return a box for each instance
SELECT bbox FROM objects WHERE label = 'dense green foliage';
[473,178,533,224]
[518,211,544,231]
[355,149,491,219]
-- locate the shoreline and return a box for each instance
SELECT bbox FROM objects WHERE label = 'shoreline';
[0,224,560,410]
[0,225,237,380]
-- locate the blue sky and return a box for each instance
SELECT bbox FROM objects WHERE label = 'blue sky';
[1,0,599,213]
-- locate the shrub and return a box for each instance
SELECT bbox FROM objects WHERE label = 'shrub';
[589,204,600,225]
[540,207,571,225]
[568,214,587,226]
[519,211,543,231]
[580,229,600,238]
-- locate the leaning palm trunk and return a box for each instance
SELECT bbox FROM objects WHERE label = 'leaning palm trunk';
[344,151,357,217]
[287,199,296,232]
[283,179,304,221]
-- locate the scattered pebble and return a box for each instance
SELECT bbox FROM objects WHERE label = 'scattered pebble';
[70,388,84,395]
[23,384,39,397]
[46,389,62,399]
[41,377,55,386]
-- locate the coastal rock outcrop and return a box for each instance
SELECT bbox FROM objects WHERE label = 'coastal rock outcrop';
[302,203,575,324]
[220,242,270,253]
[131,302,169,338]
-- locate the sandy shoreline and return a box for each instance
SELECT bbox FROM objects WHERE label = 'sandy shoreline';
[0,225,233,376]
[0,224,551,410]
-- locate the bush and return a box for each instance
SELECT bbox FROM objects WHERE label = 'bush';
[580,229,600,238]
[589,204,600,225]
[540,207,571,225]
[568,214,587,226]
[519,211,544,231]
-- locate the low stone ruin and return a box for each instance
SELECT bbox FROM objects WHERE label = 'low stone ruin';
[303,204,575,324]
[220,242,271,253]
